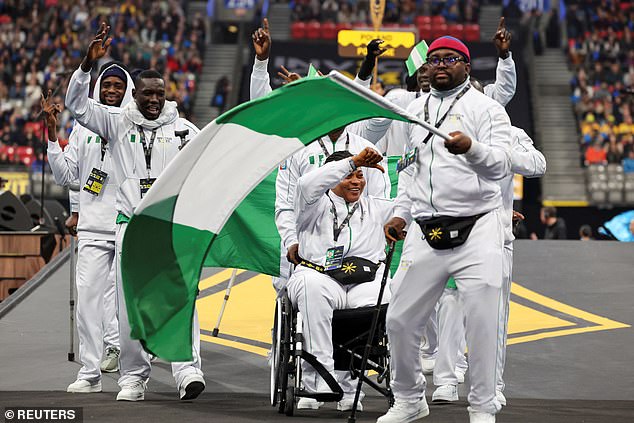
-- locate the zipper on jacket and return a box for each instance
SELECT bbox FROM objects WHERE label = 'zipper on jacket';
[428,97,443,214]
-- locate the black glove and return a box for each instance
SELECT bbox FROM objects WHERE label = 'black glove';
[358,39,385,80]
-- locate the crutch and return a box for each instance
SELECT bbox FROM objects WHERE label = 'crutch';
[68,235,77,361]
[348,232,397,423]
[211,268,238,337]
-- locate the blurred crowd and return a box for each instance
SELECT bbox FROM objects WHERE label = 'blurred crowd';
[291,0,480,25]
[0,0,206,167]
[566,1,634,170]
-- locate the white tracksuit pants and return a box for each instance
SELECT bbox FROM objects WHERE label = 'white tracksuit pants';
[75,238,119,382]
[497,245,513,392]
[387,209,504,414]
[102,259,119,351]
[420,307,438,360]
[115,222,203,390]
[432,244,512,392]
[432,287,468,387]
[287,265,390,399]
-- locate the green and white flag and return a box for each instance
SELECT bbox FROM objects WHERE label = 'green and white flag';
[121,72,418,361]
[307,63,319,78]
[405,40,429,76]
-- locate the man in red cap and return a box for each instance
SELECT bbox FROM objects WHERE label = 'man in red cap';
[380,34,512,423]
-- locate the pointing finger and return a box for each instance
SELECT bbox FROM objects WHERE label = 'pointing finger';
[497,16,505,31]
[263,17,269,32]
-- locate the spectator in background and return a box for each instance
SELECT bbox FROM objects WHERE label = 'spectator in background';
[532,206,568,240]
[0,0,205,168]
[211,76,230,114]
[623,150,634,173]
[584,140,607,165]
[606,134,623,163]
[579,224,593,240]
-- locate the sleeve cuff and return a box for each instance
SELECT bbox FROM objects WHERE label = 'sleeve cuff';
[253,57,269,71]
[393,209,412,225]
[76,67,91,81]
[47,140,62,151]
[499,51,513,63]
[464,140,487,163]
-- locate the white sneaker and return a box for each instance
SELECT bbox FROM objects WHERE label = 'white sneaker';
[67,379,102,393]
[377,398,430,423]
[337,398,363,411]
[468,409,495,423]
[297,397,323,410]
[495,390,507,406]
[178,373,205,400]
[116,379,146,401]
[432,384,458,402]
[100,347,120,373]
[421,357,435,375]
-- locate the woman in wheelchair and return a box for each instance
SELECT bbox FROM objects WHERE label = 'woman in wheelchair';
[286,147,394,411]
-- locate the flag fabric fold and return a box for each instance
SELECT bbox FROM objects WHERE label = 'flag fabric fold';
[121,72,414,361]
[405,40,429,76]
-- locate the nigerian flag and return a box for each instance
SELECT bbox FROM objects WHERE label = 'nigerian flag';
[121,72,418,361]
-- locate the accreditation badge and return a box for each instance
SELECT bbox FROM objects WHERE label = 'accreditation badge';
[83,168,108,196]
[396,147,418,173]
[140,178,156,198]
[324,246,344,271]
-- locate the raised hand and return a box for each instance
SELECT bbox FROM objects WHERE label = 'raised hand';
[252,18,271,61]
[40,90,62,142]
[352,147,385,172]
[278,65,301,85]
[493,17,512,59]
[366,38,387,60]
[81,22,112,72]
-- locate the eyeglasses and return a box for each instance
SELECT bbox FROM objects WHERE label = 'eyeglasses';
[426,56,465,67]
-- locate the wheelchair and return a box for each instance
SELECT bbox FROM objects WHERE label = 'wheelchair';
[270,289,393,416]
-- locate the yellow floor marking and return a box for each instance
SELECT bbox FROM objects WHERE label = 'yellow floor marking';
[197,275,631,357]
[201,334,269,357]
[197,274,276,344]
[507,302,575,334]
[507,282,630,345]
[198,268,247,291]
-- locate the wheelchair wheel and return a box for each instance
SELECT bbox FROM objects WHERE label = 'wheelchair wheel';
[270,297,283,406]
[284,386,295,416]
[277,294,293,414]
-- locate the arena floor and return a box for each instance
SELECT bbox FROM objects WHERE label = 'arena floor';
[1,240,633,422]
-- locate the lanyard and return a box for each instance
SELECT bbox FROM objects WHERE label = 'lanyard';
[317,133,349,158]
[137,125,157,174]
[99,139,107,164]
[422,84,471,144]
[328,194,359,242]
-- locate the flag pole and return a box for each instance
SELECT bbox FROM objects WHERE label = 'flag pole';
[212,268,238,337]
[370,0,385,85]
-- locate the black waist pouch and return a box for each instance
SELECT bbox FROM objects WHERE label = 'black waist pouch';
[416,214,485,250]
[301,257,379,285]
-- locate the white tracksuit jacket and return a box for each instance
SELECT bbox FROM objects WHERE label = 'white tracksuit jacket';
[501,126,547,245]
[294,159,395,266]
[48,64,135,239]
[373,53,517,156]
[65,67,199,219]
[393,77,512,223]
